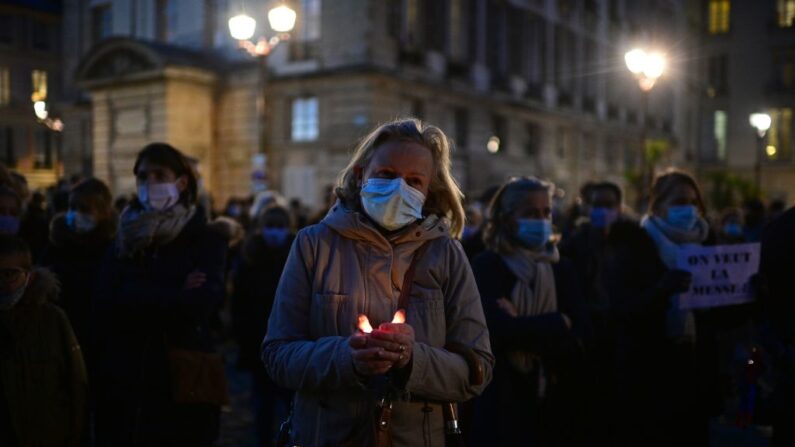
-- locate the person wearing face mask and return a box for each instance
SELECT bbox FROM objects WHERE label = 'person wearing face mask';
[469,177,589,446]
[262,119,493,446]
[0,235,87,447]
[558,181,626,444]
[602,171,721,446]
[43,178,117,359]
[0,186,23,237]
[231,205,294,447]
[92,143,228,447]
[716,207,747,245]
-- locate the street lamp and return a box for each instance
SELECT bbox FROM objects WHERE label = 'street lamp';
[228,4,296,190]
[749,112,772,192]
[625,48,667,205]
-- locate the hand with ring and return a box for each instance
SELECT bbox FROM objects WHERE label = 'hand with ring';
[348,333,402,376]
[370,322,415,370]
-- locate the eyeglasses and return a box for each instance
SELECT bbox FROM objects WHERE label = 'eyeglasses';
[0,268,28,283]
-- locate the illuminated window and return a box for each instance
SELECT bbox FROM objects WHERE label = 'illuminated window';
[708,0,730,34]
[297,0,321,41]
[714,110,727,161]
[774,48,795,89]
[779,0,795,27]
[0,68,9,106]
[31,70,47,102]
[291,97,319,142]
[768,108,793,160]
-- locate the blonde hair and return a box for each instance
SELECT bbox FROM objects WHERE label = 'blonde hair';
[336,118,466,238]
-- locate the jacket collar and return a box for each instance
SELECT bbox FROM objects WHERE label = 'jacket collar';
[321,201,450,251]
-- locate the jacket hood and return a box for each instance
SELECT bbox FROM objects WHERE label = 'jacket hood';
[321,201,451,251]
[18,268,61,307]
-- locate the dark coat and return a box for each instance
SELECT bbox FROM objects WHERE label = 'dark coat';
[0,268,88,447]
[603,220,735,446]
[231,233,293,371]
[92,208,227,447]
[759,206,795,445]
[43,214,115,355]
[469,249,589,447]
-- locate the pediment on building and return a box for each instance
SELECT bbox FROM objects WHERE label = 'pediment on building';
[76,37,218,89]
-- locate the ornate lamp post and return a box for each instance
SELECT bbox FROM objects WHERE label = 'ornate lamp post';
[228,4,296,188]
[625,48,666,200]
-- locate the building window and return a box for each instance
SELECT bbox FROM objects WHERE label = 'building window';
[424,0,446,52]
[506,6,526,76]
[768,108,793,160]
[291,97,319,142]
[707,54,729,95]
[31,21,51,50]
[714,110,728,161]
[290,0,321,60]
[557,128,567,159]
[449,0,469,62]
[454,108,469,148]
[0,15,13,44]
[91,4,112,44]
[708,0,730,35]
[778,0,795,27]
[773,48,795,90]
[31,70,47,102]
[0,68,9,106]
[525,122,541,158]
[156,0,177,42]
[0,127,14,167]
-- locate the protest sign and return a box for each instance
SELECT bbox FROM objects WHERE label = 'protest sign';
[675,243,760,310]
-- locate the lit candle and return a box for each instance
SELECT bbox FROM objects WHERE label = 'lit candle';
[357,310,405,334]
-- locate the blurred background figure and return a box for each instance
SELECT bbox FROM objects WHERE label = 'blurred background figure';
[231,205,294,447]
[43,178,117,361]
[471,177,588,447]
[716,207,747,245]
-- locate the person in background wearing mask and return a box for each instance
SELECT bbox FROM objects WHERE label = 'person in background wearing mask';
[716,207,746,245]
[0,235,87,446]
[44,178,117,363]
[470,177,589,446]
[0,186,23,236]
[559,180,623,444]
[262,119,493,446]
[231,205,294,447]
[602,170,715,446]
[460,200,486,260]
[93,143,227,446]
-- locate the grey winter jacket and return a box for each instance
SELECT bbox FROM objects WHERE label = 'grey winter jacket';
[262,202,494,446]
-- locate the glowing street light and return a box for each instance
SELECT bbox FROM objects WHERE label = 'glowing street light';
[750,112,773,191]
[228,4,296,57]
[625,48,666,92]
[228,14,256,41]
[268,5,297,33]
[749,113,772,138]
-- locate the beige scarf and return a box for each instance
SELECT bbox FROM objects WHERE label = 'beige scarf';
[500,245,560,373]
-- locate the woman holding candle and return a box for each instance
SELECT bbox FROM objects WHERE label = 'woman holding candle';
[262,118,494,446]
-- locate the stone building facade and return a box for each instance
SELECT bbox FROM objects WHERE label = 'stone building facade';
[68,0,700,211]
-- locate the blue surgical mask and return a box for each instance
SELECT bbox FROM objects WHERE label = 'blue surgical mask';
[66,210,97,234]
[138,182,180,211]
[516,218,552,249]
[723,223,743,237]
[0,216,20,235]
[262,227,289,247]
[666,205,699,231]
[360,178,425,231]
[590,207,619,229]
[462,225,479,240]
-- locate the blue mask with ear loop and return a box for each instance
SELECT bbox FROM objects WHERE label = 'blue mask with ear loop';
[666,205,699,231]
[516,218,552,249]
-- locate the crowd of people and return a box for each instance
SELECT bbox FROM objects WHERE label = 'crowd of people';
[0,119,793,447]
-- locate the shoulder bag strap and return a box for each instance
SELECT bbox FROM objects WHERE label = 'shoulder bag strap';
[397,241,431,311]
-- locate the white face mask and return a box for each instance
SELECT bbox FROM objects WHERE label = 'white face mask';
[138,182,180,211]
[360,178,425,231]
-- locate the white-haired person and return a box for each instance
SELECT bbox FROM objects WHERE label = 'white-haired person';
[262,118,493,446]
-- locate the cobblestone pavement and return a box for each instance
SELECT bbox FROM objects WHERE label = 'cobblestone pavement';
[217,343,258,447]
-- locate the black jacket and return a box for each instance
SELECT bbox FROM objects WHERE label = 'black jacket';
[92,207,227,446]
[469,249,589,446]
[231,233,293,371]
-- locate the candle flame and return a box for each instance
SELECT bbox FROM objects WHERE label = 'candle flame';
[391,309,406,324]
[358,314,373,334]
